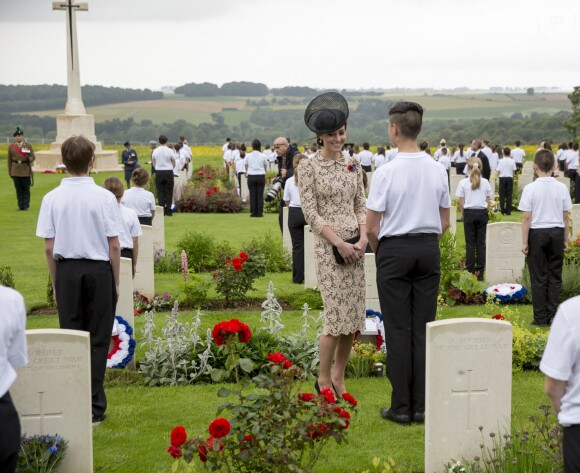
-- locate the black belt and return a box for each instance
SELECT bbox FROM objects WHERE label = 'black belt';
[14,160,28,164]
[382,233,437,240]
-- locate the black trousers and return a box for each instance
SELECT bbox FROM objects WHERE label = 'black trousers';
[376,234,440,416]
[138,216,153,226]
[564,424,580,473]
[499,177,514,214]
[455,162,466,175]
[237,172,245,195]
[247,174,265,217]
[527,227,565,323]
[575,172,580,204]
[12,176,31,210]
[362,164,372,172]
[516,162,523,173]
[288,206,306,283]
[463,208,489,280]
[56,259,116,418]
[155,170,174,215]
[0,392,20,473]
[559,160,566,172]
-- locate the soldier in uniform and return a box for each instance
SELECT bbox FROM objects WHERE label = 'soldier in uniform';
[7,127,35,211]
[121,141,139,189]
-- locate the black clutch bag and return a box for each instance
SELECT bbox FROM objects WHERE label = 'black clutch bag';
[332,235,360,264]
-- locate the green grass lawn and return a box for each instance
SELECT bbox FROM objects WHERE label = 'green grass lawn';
[0,146,553,472]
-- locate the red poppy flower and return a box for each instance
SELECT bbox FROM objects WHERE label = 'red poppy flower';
[209,417,231,438]
[492,314,505,320]
[298,393,315,402]
[167,445,182,458]
[170,426,187,447]
[341,392,358,407]
[347,164,355,172]
[320,387,336,404]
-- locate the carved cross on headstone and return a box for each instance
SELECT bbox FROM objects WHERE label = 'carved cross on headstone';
[451,369,489,431]
[52,1,88,71]
[20,391,64,435]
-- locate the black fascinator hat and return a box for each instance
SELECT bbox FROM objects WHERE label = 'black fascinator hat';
[304,92,349,134]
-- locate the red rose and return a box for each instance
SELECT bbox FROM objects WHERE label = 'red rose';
[320,387,336,404]
[206,436,224,451]
[233,262,243,272]
[298,393,315,402]
[212,186,218,193]
[167,445,182,458]
[231,257,243,267]
[341,392,358,407]
[205,190,212,196]
[238,323,251,343]
[283,360,293,369]
[306,422,329,440]
[197,171,203,176]
[243,435,253,442]
[198,444,208,462]
[239,252,248,262]
[492,314,505,320]
[170,426,187,447]
[209,417,231,438]
[267,352,287,364]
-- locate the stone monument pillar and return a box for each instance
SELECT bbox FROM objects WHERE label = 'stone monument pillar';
[34,1,121,172]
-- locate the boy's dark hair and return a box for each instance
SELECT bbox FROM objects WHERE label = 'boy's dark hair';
[251,138,261,151]
[515,140,521,147]
[534,149,555,173]
[388,101,423,140]
[158,134,168,144]
[61,135,95,174]
[131,167,150,187]
[363,142,370,150]
[503,147,511,157]
[573,143,579,151]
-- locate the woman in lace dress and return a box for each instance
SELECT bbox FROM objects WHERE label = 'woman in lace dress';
[298,92,367,397]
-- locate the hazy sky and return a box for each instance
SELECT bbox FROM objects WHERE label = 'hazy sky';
[1,0,578,91]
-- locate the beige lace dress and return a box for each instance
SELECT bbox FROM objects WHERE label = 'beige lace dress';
[297,151,367,336]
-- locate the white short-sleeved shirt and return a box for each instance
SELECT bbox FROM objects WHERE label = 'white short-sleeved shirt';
[119,204,142,250]
[438,155,451,170]
[0,285,28,398]
[455,177,492,209]
[283,176,301,207]
[263,149,277,163]
[518,177,572,228]
[173,151,184,175]
[223,149,234,163]
[540,295,580,426]
[36,177,122,260]
[246,150,266,175]
[358,150,373,166]
[566,150,579,170]
[152,146,175,171]
[122,187,156,217]
[367,151,451,238]
[555,149,566,161]
[235,156,247,174]
[374,154,387,168]
[489,152,499,170]
[222,142,229,153]
[385,148,398,163]
[497,157,517,178]
[453,150,467,164]
[511,147,526,164]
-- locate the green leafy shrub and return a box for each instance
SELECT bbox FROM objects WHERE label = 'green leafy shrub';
[180,275,211,309]
[286,289,324,310]
[177,230,217,272]
[439,231,462,295]
[346,342,386,379]
[213,252,267,305]
[242,231,291,273]
[512,325,547,371]
[446,271,486,305]
[0,265,15,288]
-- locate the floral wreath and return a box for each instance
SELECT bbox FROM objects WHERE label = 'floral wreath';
[364,309,385,350]
[107,315,136,369]
[483,283,527,303]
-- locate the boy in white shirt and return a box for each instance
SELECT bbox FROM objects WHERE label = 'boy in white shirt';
[518,149,572,326]
[438,147,451,186]
[358,142,374,172]
[511,140,526,172]
[497,147,517,215]
[36,135,122,424]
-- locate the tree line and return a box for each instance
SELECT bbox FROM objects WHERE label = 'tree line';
[0,84,162,113]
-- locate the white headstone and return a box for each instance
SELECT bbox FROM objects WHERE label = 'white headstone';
[304,225,318,289]
[12,329,93,473]
[572,204,580,238]
[517,173,533,191]
[134,225,154,297]
[450,174,464,197]
[485,222,525,285]
[116,257,135,370]
[449,206,457,235]
[240,174,249,202]
[365,253,380,311]
[425,318,512,473]
[282,206,292,254]
[152,205,165,252]
[556,176,570,193]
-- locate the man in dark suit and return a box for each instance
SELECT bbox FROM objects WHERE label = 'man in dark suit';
[273,137,298,232]
[470,139,491,180]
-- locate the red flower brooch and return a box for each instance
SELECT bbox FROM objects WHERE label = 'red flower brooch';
[347,163,357,172]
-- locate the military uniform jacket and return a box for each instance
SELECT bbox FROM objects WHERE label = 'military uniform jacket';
[8,141,35,177]
[121,148,139,171]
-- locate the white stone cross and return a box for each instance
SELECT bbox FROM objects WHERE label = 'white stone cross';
[451,369,489,431]
[20,391,64,435]
[52,1,88,115]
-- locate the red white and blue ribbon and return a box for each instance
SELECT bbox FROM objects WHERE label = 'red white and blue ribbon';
[107,315,136,369]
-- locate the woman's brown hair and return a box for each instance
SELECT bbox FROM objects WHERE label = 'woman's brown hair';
[292,153,307,186]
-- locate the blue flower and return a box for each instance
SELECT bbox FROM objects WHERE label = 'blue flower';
[49,445,58,454]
